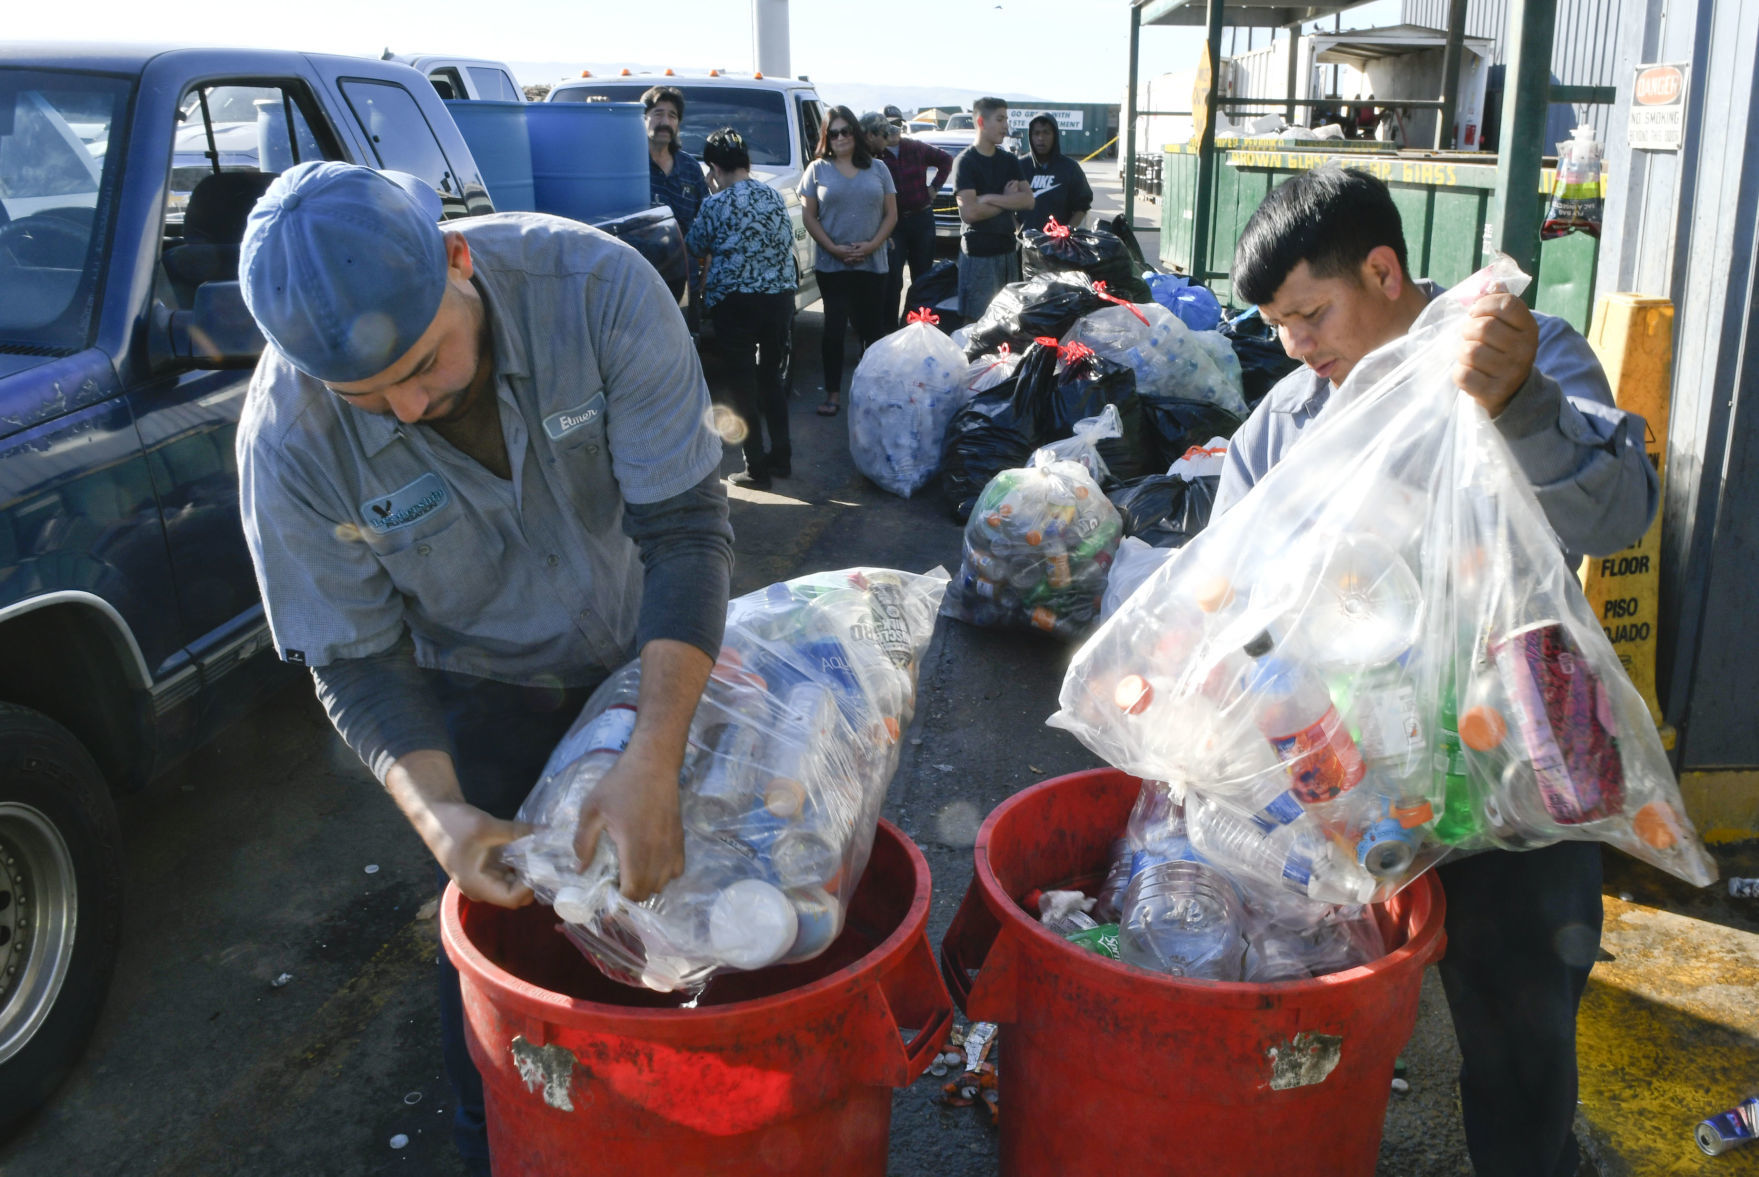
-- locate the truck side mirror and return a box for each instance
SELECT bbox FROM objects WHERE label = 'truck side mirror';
[150,282,265,370]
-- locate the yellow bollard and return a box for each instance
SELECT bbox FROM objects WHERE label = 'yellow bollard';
[1581,294,1674,747]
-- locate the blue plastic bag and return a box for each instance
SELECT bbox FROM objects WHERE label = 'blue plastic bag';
[1146,272,1223,333]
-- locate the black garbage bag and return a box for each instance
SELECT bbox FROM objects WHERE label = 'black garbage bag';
[1107,472,1220,549]
[1220,308,1301,407]
[1014,342,1152,485]
[963,272,1105,359]
[1021,221,1152,304]
[939,377,1036,523]
[1137,395,1244,470]
[1100,213,1156,276]
[903,261,964,333]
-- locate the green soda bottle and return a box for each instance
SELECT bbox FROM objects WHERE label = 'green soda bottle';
[1433,679,1482,845]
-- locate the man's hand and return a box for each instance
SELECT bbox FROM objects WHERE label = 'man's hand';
[571,742,685,901]
[1455,292,1539,417]
[425,798,534,908]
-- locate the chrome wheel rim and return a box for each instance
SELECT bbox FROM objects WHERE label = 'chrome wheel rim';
[0,802,77,1065]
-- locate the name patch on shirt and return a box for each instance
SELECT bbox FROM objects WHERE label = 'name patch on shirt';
[543,393,606,441]
[360,472,450,534]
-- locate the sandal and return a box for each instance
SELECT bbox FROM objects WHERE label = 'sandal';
[817,399,840,417]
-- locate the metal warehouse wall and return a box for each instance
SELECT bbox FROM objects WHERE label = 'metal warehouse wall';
[1596,0,1759,767]
[1400,0,1626,140]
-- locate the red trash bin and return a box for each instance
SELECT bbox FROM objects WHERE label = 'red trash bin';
[941,769,1446,1177]
[443,819,952,1176]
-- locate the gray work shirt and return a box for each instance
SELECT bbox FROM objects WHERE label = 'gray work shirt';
[1213,283,1659,564]
[238,212,724,686]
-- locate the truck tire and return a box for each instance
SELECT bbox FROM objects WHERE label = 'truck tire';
[0,704,122,1140]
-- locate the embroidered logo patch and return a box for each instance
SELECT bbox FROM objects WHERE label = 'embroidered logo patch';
[543,393,606,441]
[360,472,450,534]
[285,649,307,665]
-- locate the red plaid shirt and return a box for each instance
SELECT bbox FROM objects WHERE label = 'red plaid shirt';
[879,137,955,216]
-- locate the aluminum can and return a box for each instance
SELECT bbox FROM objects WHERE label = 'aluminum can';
[1696,1096,1759,1156]
[1490,621,1624,824]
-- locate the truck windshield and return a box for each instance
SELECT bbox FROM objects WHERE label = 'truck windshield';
[0,69,131,356]
[552,84,791,166]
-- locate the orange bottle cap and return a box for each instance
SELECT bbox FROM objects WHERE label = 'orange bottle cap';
[1194,576,1235,613]
[1458,705,1507,751]
[1632,801,1679,850]
[1114,674,1153,715]
[1392,800,1434,829]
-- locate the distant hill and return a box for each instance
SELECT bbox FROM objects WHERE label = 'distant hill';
[506,60,1093,116]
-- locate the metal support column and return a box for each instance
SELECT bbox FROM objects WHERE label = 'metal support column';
[1284,22,1300,124]
[1124,3,1141,232]
[1491,0,1557,279]
[1190,0,1226,281]
[1434,0,1468,149]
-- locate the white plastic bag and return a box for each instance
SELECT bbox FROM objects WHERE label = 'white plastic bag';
[1100,536,1175,621]
[506,567,950,993]
[1061,302,1248,416]
[848,318,968,497]
[1051,257,1716,901]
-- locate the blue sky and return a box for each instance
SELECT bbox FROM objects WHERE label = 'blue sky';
[20,0,1401,104]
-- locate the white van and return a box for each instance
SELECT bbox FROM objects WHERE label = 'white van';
[547,71,826,312]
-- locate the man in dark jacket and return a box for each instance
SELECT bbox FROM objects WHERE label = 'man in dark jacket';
[863,110,953,323]
[1020,113,1093,234]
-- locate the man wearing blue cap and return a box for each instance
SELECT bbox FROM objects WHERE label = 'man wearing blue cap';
[235,161,733,1175]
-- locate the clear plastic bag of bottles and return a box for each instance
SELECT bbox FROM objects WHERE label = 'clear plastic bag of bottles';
[1060,302,1248,417]
[849,312,970,498]
[1050,256,1716,896]
[941,421,1125,641]
[505,567,950,993]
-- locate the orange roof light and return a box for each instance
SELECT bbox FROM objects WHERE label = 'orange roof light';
[708,69,720,77]
[754,71,763,79]
[664,67,675,76]
[620,68,632,76]
[579,69,593,77]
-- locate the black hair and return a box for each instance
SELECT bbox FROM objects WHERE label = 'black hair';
[640,85,685,118]
[973,96,1009,120]
[702,127,750,172]
[1231,166,1411,306]
[815,104,874,167]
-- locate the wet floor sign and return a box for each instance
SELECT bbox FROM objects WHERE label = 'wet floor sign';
[1582,294,1674,747]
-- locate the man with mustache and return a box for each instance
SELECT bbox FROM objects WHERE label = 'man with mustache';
[234,162,732,1176]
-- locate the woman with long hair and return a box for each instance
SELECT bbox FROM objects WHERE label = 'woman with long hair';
[797,104,897,416]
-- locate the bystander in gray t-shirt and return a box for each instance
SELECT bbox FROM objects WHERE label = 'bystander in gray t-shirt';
[799,157,896,275]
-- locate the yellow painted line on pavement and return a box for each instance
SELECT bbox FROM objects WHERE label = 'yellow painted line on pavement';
[1577,895,1759,1172]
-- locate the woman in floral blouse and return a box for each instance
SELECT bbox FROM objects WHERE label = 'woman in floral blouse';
[685,128,800,490]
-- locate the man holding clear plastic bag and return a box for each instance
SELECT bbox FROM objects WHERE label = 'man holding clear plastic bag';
[1214,167,1656,1177]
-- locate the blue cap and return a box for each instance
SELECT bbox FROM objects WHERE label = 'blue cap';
[240,162,447,384]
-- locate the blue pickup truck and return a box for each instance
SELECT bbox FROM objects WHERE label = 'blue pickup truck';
[0,44,687,1134]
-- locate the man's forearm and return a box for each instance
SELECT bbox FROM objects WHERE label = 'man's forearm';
[959,197,1007,224]
[626,639,714,773]
[383,748,469,850]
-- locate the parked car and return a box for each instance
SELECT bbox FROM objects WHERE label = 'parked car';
[381,51,528,102]
[546,71,827,313]
[0,43,686,1138]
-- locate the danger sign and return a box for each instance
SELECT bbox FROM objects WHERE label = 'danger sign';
[1629,62,1689,151]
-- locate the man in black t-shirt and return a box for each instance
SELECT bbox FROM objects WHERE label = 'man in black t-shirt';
[952,96,1034,319]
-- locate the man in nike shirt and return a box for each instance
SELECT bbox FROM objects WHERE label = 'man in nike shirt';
[1020,113,1092,234]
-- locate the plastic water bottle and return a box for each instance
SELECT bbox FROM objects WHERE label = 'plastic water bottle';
[708,877,799,970]
[1243,632,1368,809]
[1185,791,1376,905]
[1117,856,1247,980]
[1286,535,1423,673]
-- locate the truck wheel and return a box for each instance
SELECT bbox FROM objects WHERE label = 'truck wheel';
[0,704,122,1140]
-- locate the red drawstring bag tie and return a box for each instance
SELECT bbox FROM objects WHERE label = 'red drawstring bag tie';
[1092,280,1150,326]
[906,307,940,325]
[1042,216,1073,239]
